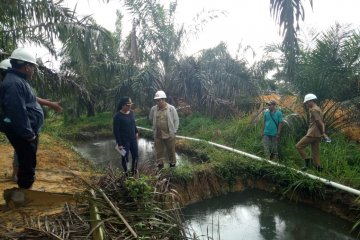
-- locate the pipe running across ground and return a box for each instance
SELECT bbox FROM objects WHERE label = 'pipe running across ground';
[137,126,360,196]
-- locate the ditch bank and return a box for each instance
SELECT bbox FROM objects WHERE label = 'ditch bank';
[68,126,360,225]
[172,168,359,223]
[166,139,360,225]
[42,126,360,226]
[131,127,360,224]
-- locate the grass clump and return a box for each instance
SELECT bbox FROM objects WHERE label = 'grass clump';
[124,176,153,203]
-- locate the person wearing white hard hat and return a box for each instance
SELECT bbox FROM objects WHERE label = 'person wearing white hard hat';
[0,59,12,78]
[1,56,62,183]
[149,90,179,170]
[295,93,328,172]
[0,48,61,189]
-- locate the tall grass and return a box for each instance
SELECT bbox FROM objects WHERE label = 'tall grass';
[42,111,360,188]
[178,114,360,189]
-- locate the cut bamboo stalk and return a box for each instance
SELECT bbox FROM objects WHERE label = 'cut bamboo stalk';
[89,189,105,240]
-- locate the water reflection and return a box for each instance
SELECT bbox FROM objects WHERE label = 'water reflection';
[258,200,276,240]
[183,189,356,240]
[73,138,183,169]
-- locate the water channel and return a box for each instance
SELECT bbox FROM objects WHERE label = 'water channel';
[72,138,357,239]
[183,189,357,240]
[72,137,184,170]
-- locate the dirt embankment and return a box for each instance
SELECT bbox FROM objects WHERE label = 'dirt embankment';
[174,170,359,223]
[0,134,92,231]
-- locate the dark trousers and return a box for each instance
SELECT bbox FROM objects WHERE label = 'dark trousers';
[121,139,139,173]
[5,129,38,189]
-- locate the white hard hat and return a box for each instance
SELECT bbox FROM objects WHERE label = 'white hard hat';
[304,93,317,103]
[10,48,38,65]
[0,59,11,70]
[154,90,167,99]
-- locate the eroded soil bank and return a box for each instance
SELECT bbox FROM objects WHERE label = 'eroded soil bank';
[173,169,359,223]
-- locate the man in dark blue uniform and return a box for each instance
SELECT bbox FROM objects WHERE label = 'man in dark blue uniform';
[0,48,44,189]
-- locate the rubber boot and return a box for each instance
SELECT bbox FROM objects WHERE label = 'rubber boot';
[301,158,311,171]
[314,165,323,172]
[131,169,138,177]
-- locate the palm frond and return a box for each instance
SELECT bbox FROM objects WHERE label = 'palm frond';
[0,0,77,52]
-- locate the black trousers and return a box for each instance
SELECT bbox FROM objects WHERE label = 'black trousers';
[5,129,38,189]
[121,139,139,173]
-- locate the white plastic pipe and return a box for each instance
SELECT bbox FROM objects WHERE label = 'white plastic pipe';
[137,126,360,196]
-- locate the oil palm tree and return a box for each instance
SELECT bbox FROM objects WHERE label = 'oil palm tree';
[115,0,225,109]
[0,0,78,55]
[270,0,313,82]
[1,0,124,117]
[112,0,259,116]
[295,24,360,103]
[174,42,258,117]
[280,24,360,139]
[122,0,185,93]
[57,17,122,116]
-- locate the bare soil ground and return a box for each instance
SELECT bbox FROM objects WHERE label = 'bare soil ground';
[0,134,92,232]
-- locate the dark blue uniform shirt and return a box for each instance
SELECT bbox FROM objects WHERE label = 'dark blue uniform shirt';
[0,69,44,139]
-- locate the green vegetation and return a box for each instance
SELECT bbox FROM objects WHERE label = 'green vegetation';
[45,109,359,193]
[42,112,114,140]
[175,113,360,189]
[124,176,153,202]
[2,0,360,237]
[43,111,360,190]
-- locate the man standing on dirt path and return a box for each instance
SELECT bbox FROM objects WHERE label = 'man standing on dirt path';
[0,48,46,189]
[149,90,179,170]
[261,100,283,160]
[1,58,62,182]
[296,93,328,172]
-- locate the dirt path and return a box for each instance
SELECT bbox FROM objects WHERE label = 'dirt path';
[0,134,92,232]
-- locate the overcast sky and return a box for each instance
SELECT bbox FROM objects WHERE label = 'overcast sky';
[38,0,360,67]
